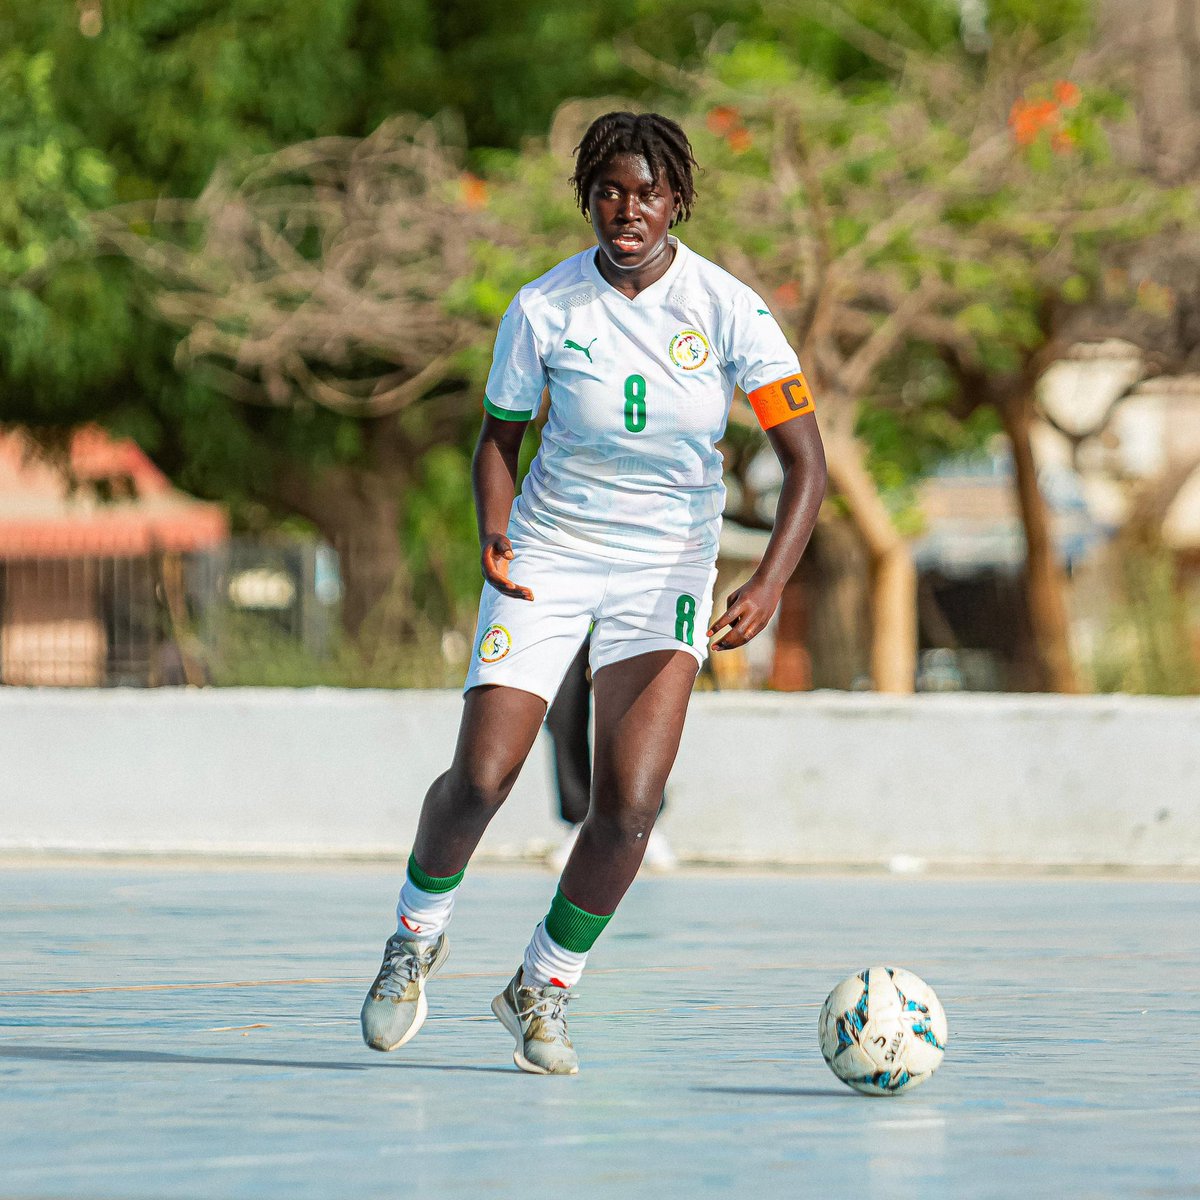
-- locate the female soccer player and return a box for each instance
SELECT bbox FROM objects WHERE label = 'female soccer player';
[362,111,827,1074]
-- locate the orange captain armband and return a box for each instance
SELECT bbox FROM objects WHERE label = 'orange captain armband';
[747,372,816,430]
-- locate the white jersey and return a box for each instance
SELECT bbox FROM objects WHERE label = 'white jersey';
[483,237,803,564]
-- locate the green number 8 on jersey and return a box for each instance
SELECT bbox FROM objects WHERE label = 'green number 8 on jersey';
[623,374,647,433]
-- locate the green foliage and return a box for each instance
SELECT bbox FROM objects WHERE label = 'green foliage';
[0,46,137,413]
[859,380,1001,487]
[401,445,482,626]
[211,612,463,687]
[0,50,114,264]
[11,0,1023,186]
[10,0,364,197]
[987,0,1092,42]
[1089,551,1200,696]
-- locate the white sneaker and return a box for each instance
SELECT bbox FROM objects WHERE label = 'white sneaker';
[491,967,579,1075]
[360,933,448,1051]
[548,824,581,873]
[642,827,678,871]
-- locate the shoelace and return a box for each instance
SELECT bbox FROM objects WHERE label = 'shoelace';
[518,988,574,1038]
[375,940,432,998]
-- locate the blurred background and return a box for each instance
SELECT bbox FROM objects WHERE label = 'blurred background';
[2,0,1198,696]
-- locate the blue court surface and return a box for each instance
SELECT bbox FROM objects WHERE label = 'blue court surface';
[1,861,1197,1199]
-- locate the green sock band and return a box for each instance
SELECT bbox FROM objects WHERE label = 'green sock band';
[543,887,613,954]
[407,853,465,895]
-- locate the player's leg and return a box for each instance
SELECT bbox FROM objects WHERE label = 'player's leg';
[412,683,549,875]
[493,648,699,1075]
[364,537,597,1053]
[492,558,715,1073]
[559,648,697,911]
[544,636,593,827]
[362,684,546,1051]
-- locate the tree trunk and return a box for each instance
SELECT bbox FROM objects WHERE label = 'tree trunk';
[795,516,871,689]
[824,437,917,693]
[270,461,406,638]
[768,570,812,690]
[998,389,1080,693]
[1102,0,1200,183]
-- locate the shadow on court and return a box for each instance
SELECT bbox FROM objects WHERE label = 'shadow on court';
[0,1044,514,1074]
[693,1084,851,1100]
[0,1044,365,1071]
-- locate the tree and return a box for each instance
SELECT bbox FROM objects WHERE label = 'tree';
[1,3,393,509]
[99,117,509,632]
[0,46,135,422]
[10,0,1193,687]
[587,33,1185,693]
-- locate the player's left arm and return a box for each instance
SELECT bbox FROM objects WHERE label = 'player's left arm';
[708,403,827,652]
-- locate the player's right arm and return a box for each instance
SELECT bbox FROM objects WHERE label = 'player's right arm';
[474,413,534,601]
[475,292,547,601]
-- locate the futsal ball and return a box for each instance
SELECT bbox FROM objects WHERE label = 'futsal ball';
[818,966,947,1095]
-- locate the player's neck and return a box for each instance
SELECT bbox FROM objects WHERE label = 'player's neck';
[593,238,676,299]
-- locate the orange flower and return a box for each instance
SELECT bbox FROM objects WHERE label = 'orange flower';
[706,106,740,135]
[774,281,800,308]
[1054,80,1082,109]
[726,127,753,154]
[458,173,488,211]
[1009,99,1059,146]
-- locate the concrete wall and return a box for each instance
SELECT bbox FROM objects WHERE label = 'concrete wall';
[1,689,1197,866]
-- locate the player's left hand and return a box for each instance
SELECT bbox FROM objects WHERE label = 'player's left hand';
[707,575,784,651]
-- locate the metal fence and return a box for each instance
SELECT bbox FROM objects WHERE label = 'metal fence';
[0,539,340,687]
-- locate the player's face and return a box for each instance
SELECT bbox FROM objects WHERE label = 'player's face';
[588,154,680,275]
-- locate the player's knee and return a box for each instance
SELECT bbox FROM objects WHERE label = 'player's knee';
[589,795,659,844]
[447,767,514,816]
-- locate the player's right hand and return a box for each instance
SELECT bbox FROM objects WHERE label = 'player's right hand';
[481,534,534,601]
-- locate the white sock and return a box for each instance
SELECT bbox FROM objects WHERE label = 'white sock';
[522,920,588,988]
[395,877,457,944]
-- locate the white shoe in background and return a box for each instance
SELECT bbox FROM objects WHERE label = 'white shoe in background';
[549,824,581,873]
[642,827,678,871]
[549,822,678,873]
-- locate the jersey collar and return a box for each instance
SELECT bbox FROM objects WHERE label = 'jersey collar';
[585,236,688,305]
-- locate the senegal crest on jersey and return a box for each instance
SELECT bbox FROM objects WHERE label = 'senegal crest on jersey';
[478,624,512,663]
[668,329,710,371]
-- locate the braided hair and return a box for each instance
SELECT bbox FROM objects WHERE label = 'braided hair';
[572,112,699,227]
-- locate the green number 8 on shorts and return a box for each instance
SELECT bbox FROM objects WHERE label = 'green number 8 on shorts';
[675,593,697,646]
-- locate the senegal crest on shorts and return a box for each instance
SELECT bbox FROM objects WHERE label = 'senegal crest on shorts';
[668,329,710,371]
[478,623,512,663]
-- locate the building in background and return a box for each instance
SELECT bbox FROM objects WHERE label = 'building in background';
[0,427,227,685]
[912,451,1108,691]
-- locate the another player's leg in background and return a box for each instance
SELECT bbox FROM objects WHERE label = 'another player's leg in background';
[546,635,675,872]
[545,638,592,870]
[494,649,698,1074]
[362,685,546,1051]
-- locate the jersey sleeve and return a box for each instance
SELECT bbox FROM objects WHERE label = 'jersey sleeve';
[483,293,547,422]
[725,291,814,431]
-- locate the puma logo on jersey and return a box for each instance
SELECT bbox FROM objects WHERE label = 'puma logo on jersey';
[564,337,598,363]
[757,308,770,315]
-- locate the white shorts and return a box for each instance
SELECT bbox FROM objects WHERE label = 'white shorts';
[463,537,718,706]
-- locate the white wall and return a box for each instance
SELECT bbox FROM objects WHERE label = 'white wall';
[1,689,1197,866]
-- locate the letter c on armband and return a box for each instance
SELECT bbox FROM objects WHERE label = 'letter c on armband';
[747,373,816,431]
